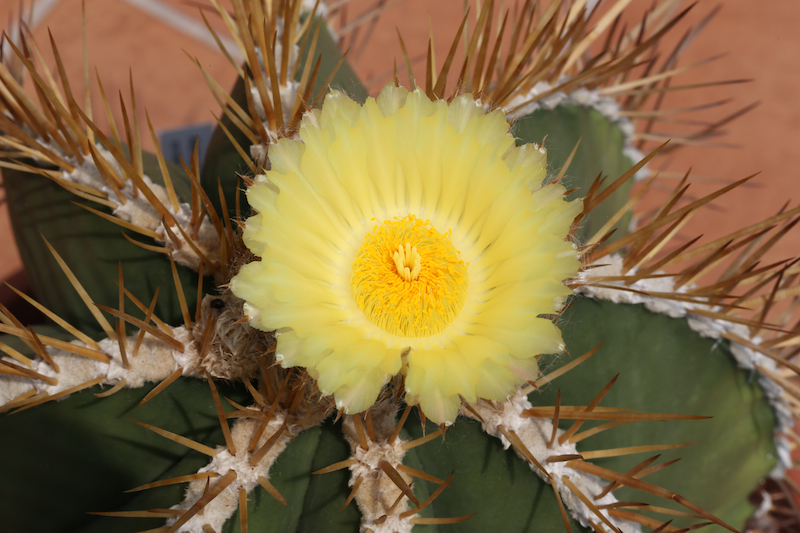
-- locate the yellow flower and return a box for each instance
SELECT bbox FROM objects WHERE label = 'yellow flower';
[231,85,582,423]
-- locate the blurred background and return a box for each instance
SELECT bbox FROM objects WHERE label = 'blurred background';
[0,0,798,307]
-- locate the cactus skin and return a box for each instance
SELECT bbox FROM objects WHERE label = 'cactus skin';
[3,153,203,339]
[545,297,778,531]
[0,356,246,533]
[512,104,636,244]
[0,102,780,533]
[0,298,778,533]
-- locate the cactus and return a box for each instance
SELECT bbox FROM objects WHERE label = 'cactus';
[0,2,797,533]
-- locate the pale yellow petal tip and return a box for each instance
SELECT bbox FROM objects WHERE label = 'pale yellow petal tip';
[504,141,546,168]
[447,93,483,133]
[321,90,362,127]
[332,383,382,415]
[411,389,462,425]
[268,139,305,175]
[553,295,568,312]
[301,108,321,130]
[376,84,409,117]
[324,366,388,415]
[241,301,263,330]
[232,82,581,424]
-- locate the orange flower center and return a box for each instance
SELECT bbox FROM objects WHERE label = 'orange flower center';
[351,214,468,337]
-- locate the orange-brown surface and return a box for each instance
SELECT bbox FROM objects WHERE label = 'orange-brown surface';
[1,0,798,300]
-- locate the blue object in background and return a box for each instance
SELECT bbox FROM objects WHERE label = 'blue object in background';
[159,123,214,171]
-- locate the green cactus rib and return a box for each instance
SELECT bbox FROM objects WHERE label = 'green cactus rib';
[0,1,791,532]
[0,362,247,533]
[3,152,205,341]
[538,296,779,532]
[0,88,774,531]
[0,76,780,533]
[512,103,637,245]
[0,285,778,532]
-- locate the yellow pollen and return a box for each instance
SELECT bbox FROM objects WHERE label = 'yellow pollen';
[352,214,468,338]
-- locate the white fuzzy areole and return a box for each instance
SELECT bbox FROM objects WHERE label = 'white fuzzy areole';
[0,327,201,408]
[342,403,415,533]
[249,80,302,137]
[579,255,793,478]
[59,146,219,271]
[168,415,293,532]
[465,392,640,533]
[350,437,413,533]
[356,440,411,532]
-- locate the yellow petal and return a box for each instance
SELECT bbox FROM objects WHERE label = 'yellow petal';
[376,83,409,117]
[232,84,580,423]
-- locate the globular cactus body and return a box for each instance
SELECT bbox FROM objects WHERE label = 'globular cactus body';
[0,2,796,533]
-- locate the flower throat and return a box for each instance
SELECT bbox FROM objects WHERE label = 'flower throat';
[351,214,468,337]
